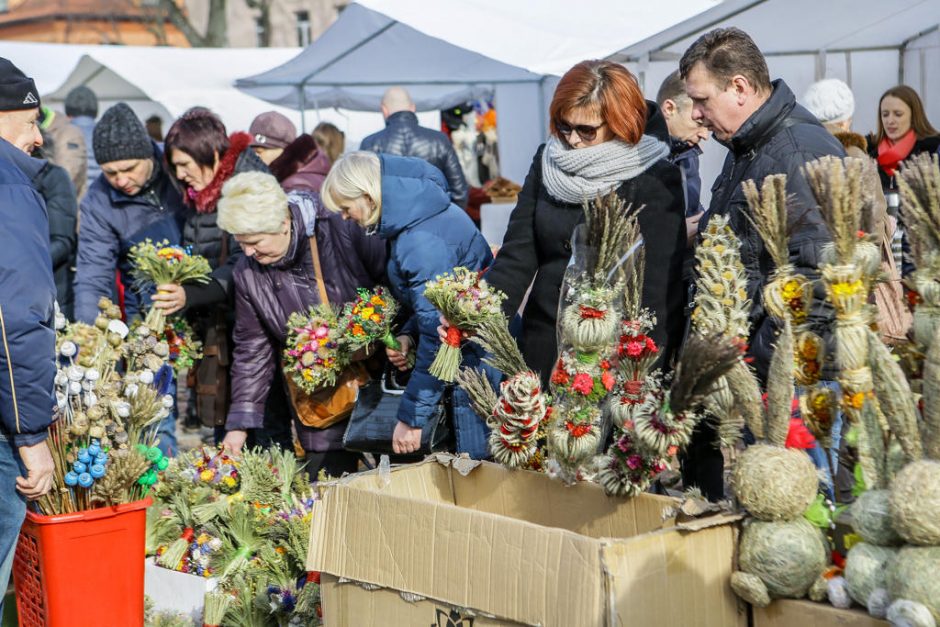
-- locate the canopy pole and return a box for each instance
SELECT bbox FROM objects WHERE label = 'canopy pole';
[299,85,307,134]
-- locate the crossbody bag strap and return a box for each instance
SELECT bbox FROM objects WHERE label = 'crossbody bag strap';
[308,233,329,306]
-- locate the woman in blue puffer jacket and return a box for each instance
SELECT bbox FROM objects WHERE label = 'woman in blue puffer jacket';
[321,152,493,458]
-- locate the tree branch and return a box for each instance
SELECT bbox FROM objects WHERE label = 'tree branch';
[157,0,208,47]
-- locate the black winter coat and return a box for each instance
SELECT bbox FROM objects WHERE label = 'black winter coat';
[700,79,845,382]
[485,146,688,385]
[360,111,469,208]
[179,132,269,313]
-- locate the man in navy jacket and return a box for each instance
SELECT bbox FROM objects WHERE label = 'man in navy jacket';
[0,57,56,614]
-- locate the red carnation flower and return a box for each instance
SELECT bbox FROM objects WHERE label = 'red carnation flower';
[571,373,594,395]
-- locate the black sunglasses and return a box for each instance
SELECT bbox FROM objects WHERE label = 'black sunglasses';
[556,121,605,141]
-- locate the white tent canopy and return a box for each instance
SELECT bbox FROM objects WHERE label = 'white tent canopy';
[355,0,720,77]
[609,0,940,134]
[0,42,302,133]
[235,3,557,182]
[606,0,940,204]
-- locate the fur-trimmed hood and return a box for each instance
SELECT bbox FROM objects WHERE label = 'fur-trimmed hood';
[833,130,868,157]
[188,131,266,213]
[269,134,331,193]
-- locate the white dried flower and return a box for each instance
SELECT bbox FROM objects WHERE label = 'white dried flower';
[107,319,129,339]
[59,341,77,358]
[161,394,174,409]
[67,366,84,382]
[68,381,82,396]
[138,370,154,385]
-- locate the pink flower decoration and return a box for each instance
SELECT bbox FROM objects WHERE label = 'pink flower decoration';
[571,373,594,395]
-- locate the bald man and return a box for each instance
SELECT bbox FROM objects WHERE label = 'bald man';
[361,87,469,208]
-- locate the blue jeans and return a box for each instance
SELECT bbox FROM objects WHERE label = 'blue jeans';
[152,378,178,457]
[0,432,26,617]
[801,380,842,500]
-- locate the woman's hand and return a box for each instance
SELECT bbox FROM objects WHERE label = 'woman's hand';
[386,335,413,371]
[221,429,248,456]
[437,314,470,344]
[152,283,187,315]
[392,420,422,455]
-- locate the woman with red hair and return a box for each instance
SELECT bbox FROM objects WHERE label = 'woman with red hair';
[482,60,687,383]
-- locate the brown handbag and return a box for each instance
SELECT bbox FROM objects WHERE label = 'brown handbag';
[284,233,369,429]
[874,223,913,345]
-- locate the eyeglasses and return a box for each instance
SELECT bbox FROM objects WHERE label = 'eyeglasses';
[556,121,605,142]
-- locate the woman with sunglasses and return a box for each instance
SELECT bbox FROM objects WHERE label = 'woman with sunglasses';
[480,60,687,384]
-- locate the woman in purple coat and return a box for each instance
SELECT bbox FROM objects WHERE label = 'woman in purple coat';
[216,172,386,476]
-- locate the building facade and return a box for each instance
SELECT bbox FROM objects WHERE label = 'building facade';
[0,0,348,47]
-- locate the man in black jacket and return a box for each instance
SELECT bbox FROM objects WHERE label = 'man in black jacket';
[0,58,56,613]
[677,28,844,500]
[360,87,469,208]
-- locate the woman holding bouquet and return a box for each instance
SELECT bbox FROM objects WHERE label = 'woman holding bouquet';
[154,108,270,434]
[216,172,386,476]
[470,61,687,385]
[321,153,494,458]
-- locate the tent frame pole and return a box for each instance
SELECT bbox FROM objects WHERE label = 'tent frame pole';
[298,85,307,133]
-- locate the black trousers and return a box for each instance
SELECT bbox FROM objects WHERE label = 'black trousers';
[679,420,725,501]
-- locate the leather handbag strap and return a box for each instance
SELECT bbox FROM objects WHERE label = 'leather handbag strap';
[308,234,329,306]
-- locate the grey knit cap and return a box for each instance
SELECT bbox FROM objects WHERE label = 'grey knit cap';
[65,85,98,118]
[93,103,153,165]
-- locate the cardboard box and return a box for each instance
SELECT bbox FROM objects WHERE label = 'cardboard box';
[752,599,889,627]
[308,455,745,626]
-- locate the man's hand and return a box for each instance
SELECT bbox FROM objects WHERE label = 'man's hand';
[151,283,187,315]
[221,430,248,456]
[386,335,413,371]
[16,440,55,500]
[685,213,703,247]
[392,420,422,455]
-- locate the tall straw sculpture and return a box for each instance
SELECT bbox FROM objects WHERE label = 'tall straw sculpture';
[691,213,762,447]
[729,174,829,608]
[877,154,940,627]
[899,153,940,459]
[546,193,638,482]
[456,315,550,469]
[802,158,888,452]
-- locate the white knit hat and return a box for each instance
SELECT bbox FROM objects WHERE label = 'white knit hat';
[802,78,855,124]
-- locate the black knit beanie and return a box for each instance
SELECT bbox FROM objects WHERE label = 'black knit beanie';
[65,86,98,118]
[0,58,39,111]
[93,103,153,165]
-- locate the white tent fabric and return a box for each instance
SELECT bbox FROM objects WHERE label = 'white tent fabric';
[0,42,301,132]
[606,0,940,205]
[357,0,721,76]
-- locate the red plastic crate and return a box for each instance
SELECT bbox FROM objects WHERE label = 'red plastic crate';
[12,497,151,627]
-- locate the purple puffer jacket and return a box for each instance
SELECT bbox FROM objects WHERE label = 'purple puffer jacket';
[225,192,387,451]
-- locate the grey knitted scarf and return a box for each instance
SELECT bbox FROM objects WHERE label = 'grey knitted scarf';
[541,134,670,204]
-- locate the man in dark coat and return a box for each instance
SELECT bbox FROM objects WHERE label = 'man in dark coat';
[73,103,185,455]
[678,27,844,500]
[73,103,184,324]
[360,86,469,208]
[0,58,56,614]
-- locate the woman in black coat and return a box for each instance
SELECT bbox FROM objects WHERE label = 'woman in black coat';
[484,60,687,384]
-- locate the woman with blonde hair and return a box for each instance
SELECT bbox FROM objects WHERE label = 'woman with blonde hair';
[321,152,493,458]
[312,122,345,165]
[217,171,386,476]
